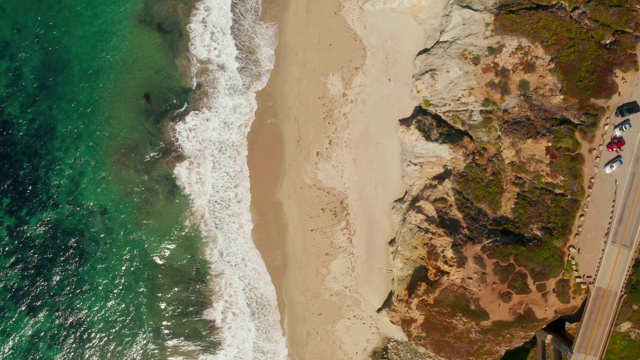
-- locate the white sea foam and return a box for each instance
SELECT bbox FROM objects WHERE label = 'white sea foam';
[173,0,286,359]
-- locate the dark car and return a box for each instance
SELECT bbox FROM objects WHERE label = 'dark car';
[615,101,640,118]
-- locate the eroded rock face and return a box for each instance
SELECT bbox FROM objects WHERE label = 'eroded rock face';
[412,4,565,125]
[372,338,445,360]
[384,1,592,358]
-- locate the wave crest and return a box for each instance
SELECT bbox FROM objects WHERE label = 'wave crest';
[174,0,286,359]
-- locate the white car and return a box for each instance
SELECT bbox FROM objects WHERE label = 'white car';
[604,155,623,174]
[614,119,632,136]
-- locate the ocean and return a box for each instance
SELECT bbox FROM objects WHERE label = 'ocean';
[0,0,285,359]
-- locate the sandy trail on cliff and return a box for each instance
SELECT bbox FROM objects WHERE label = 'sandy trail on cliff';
[250,0,426,358]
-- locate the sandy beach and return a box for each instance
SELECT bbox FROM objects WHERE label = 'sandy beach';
[250,0,425,358]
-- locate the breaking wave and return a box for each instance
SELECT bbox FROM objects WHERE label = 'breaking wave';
[173,0,286,358]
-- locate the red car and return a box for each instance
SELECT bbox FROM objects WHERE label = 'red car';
[607,136,626,152]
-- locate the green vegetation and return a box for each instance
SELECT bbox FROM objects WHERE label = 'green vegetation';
[522,60,536,74]
[423,99,431,108]
[483,240,565,282]
[457,162,504,213]
[452,243,468,268]
[486,64,513,97]
[511,186,580,242]
[605,261,640,359]
[576,103,604,142]
[548,127,584,198]
[487,45,501,56]
[472,54,482,66]
[554,278,571,304]
[499,291,514,304]
[562,260,578,279]
[535,283,547,293]
[432,197,449,208]
[482,97,498,108]
[495,4,639,101]
[494,262,517,284]
[473,254,487,270]
[434,286,490,323]
[508,270,532,295]
[493,262,532,294]
[615,261,640,325]
[589,2,640,32]
[518,79,530,95]
[626,260,640,305]
[487,306,540,334]
[604,333,640,360]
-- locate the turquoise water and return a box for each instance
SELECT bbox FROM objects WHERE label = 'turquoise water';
[0,1,216,359]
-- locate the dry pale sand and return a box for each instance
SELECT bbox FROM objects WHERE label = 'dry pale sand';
[250,0,425,359]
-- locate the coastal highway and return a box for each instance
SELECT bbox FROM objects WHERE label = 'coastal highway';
[572,130,640,359]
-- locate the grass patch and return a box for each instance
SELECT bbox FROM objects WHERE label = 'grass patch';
[473,254,487,270]
[604,332,640,360]
[487,306,540,334]
[483,241,564,282]
[510,186,580,243]
[452,243,468,268]
[508,270,532,295]
[457,162,504,213]
[554,278,571,304]
[472,54,481,66]
[434,286,490,323]
[499,291,514,304]
[432,196,449,208]
[626,260,640,306]
[494,262,517,284]
[518,79,530,94]
[562,260,577,279]
[495,5,639,102]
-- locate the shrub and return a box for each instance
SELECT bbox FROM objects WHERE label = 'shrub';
[494,261,516,284]
[471,54,481,66]
[627,261,640,306]
[555,278,571,304]
[495,6,639,101]
[473,254,487,270]
[499,291,513,304]
[432,197,449,208]
[457,162,504,213]
[518,79,531,94]
[604,333,640,360]
[508,270,532,295]
[434,286,490,323]
[483,240,565,282]
[523,60,536,74]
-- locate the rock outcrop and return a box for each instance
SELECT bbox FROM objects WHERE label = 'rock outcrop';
[379,0,611,358]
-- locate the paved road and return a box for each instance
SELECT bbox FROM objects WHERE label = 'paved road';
[573,130,640,359]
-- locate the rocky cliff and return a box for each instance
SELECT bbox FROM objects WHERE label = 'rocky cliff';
[375,0,639,358]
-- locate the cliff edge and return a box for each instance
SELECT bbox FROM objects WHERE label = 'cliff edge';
[377,0,639,358]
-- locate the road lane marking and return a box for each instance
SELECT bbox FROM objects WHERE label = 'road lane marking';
[581,180,640,358]
[609,131,640,241]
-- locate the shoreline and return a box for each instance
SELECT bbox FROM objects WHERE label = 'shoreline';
[249,0,288,341]
[250,0,424,358]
